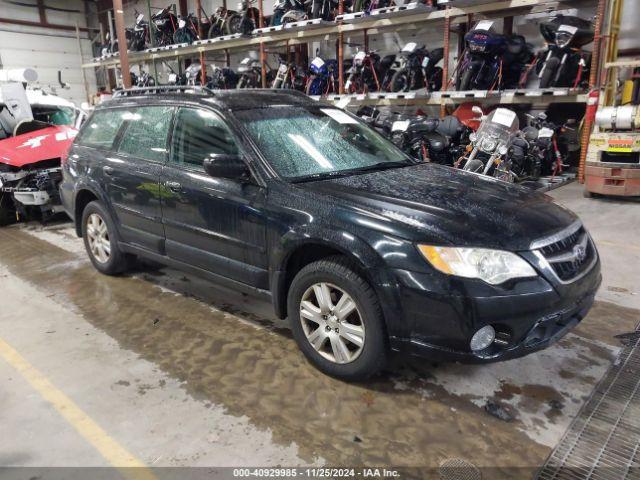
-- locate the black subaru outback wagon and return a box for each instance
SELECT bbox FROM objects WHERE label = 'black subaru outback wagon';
[61,88,601,380]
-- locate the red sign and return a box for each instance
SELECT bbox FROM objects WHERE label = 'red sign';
[0,125,77,168]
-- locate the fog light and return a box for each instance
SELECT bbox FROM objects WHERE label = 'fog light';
[470,325,495,351]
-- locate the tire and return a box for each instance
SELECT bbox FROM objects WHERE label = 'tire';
[287,256,388,381]
[227,14,242,34]
[539,56,560,88]
[390,69,409,92]
[458,67,474,91]
[0,193,16,227]
[81,201,132,275]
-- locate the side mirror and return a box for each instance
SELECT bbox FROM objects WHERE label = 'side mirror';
[203,154,250,181]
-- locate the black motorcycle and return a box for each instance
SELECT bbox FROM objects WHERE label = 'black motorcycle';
[344,50,393,93]
[173,13,201,44]
[310,0,339,20]
[537,15,594,88]
[132,70,156,87]
[272,56,307,90]
[130,11,150,51]
[231,0,260,35]
[390,115,470,164]
[208,6,237,37]
[209,65,239,89]
[271,0,306,26]
[456,21,533,91]
[523,112,574,177]
[151,5,178,47]
[385,42,443,92]
[237,57,269,88]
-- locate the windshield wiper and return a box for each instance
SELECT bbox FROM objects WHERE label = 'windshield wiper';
[347,161,412,173]
[290,161,412,183]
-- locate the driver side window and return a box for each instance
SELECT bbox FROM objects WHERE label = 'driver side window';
[171,108,239,169]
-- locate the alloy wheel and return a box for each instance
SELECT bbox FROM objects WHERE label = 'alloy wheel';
[299,282,365,364]
[86,213,111,264]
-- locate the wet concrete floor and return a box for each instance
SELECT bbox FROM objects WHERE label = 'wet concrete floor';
[0,182,638,476]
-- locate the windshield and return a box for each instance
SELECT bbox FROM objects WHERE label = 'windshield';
[235,106,413,181]
[477,108,519,144]
[31,106,76,126]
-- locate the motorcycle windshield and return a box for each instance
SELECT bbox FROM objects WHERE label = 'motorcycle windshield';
[476,109,519,145]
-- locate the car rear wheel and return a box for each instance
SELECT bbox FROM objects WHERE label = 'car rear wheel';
[288,256,388,381]
[81,201,131,275]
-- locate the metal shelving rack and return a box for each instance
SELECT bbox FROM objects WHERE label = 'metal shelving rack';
[84,0,608,180]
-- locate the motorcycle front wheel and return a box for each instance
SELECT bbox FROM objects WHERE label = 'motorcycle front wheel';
[389,70,410,92]
[458,67,475,91]
[227,14,242,34]
[539,56,560,88]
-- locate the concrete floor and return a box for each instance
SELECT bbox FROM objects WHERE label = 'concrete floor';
[0,181,638,478]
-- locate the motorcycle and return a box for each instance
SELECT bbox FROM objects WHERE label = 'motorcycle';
[456,20,532,91]
[272,56,307,90]
[236,57,267,88]
[271,0,306,26]
[173,13,201,44]
[344,50,393,93]
[306,55,339,95]
[524,112,574,177]
[230,0,260,34]
[384,42,443,92]
[132,70,156,87]
[388,114,470,164]
[352,0,390,13]
[456,106,520,182]
[129,11,150,51]
[310,0,339,20]
[209,65,239,89]
[537,15,594,88]
[208,6,238,37]
[151,5,179,47]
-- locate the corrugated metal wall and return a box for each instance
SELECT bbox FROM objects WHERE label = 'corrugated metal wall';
[0,0,98,107]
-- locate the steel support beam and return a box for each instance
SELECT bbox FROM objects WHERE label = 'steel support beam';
[113,0,132,88]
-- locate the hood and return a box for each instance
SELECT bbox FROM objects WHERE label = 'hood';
[301,163,577,251]
[0,125,77,168]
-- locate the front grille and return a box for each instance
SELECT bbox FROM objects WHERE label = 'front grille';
[538,225,595,282]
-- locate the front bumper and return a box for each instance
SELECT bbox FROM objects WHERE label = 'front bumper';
[387,256,601,363]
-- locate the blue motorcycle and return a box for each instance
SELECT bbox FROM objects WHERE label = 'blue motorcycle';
[456,21,532,91]
[305,55,339,95]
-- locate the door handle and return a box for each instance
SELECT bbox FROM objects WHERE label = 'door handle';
[165,181,182,193]
[103,165,114,176]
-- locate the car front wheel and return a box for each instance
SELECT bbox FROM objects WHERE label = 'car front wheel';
[81,201,131,275]
[288,256,388,381]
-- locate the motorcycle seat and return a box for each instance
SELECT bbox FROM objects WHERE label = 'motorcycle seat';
[429,47,444,65]
[423,131,448,152]
[435,115,462,138]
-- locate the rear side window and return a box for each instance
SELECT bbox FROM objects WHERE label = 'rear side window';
[171,108,239,168]
[76,109,126,149]
[118,106,175,162]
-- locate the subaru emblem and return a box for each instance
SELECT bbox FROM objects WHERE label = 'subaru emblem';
[573,244,586,262]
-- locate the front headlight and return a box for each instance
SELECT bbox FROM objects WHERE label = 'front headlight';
[481,137,497,152]
[417,245,536,285]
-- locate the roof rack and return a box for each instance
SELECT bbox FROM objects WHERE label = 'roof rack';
[112,85,216,98]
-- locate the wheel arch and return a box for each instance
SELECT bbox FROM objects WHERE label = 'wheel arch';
[271,234,393,322]
[73,183,111,238]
